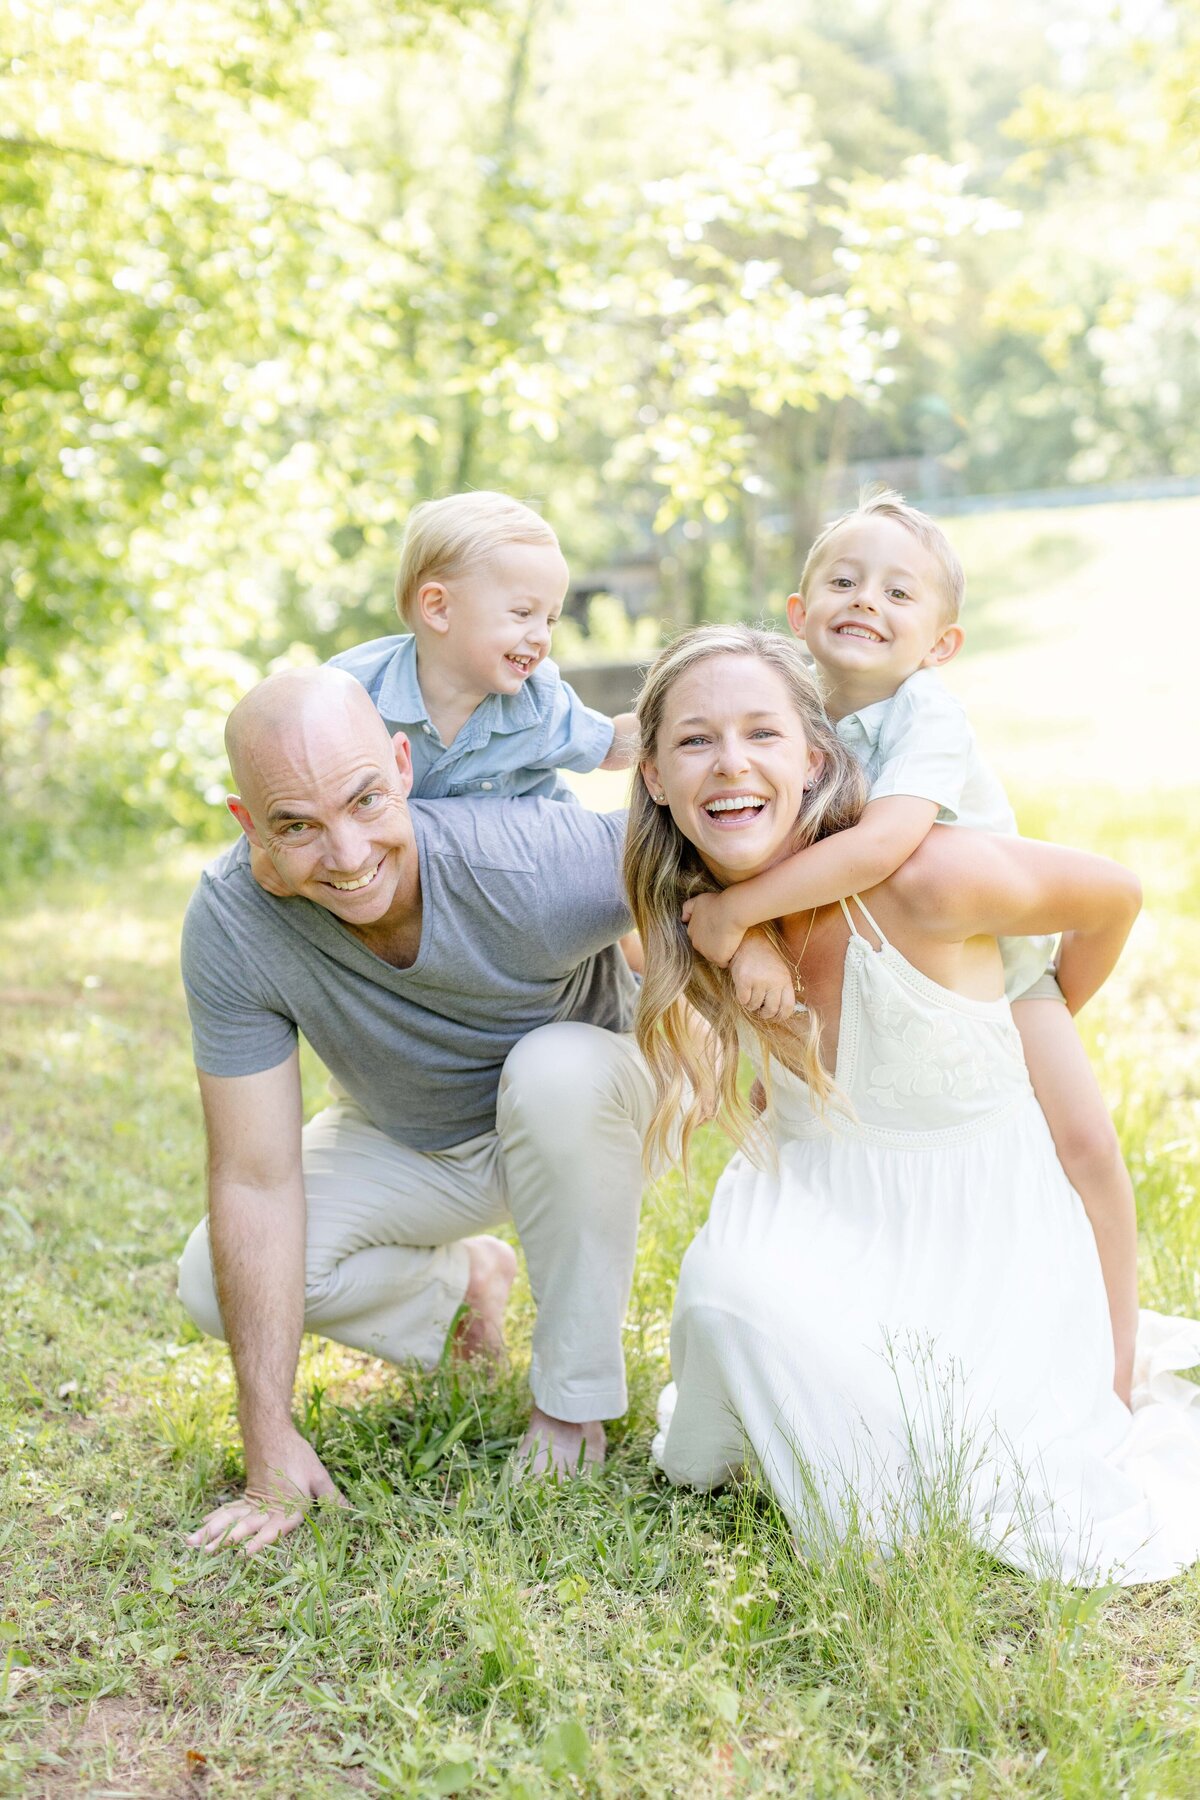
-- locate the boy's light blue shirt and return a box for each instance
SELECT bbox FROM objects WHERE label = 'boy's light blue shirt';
[834,668,1017,832]
[327,633,615,801]
[835,669,1055,1001]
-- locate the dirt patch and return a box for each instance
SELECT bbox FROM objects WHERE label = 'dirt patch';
[29,1695,205,1800]
[23,1689,373,1799]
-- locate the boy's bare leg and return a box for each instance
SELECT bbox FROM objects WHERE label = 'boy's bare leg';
[1013,998,1138,1406]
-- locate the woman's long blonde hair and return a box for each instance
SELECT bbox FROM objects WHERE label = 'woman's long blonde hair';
[624,625,867,1174]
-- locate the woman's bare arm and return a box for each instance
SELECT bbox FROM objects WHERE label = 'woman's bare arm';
[890,829,1142,1012]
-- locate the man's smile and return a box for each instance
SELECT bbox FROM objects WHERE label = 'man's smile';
[326,857,385,892]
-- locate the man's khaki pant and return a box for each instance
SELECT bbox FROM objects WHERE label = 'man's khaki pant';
[177,1022,656,1422]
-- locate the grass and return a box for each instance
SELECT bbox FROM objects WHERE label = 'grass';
[2,796,1198,1798]
[3,495,1200,1796]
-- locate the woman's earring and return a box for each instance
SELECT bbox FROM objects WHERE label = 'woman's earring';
[655,792,667,803]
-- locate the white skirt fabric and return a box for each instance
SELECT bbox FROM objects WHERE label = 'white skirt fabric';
[654,1090,1200,1587]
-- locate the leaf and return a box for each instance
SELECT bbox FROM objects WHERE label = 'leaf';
[412,1413,472,1476]
[0,1201,35,1248]
[427,1760,473,1795]
[711,1683,739,1724]
[541,1717,590,1778]
[149,1564,176,1596]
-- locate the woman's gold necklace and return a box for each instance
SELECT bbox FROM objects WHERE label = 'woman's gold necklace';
[792,907,817,1014]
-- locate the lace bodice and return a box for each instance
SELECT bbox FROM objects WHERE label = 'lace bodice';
[766,896,1033,1148]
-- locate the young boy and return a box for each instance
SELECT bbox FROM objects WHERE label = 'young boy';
[682,488,1140,1404]
[328,490,637,798]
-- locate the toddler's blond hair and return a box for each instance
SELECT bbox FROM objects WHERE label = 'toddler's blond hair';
[800,485,965,622]
[394,491,559,625]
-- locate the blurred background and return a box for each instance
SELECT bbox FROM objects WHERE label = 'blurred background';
[2,0,1198,868]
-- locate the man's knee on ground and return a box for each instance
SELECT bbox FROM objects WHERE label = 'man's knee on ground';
[176,1225,226,1341]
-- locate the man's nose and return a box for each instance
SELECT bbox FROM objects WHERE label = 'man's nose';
[324,818,370,872]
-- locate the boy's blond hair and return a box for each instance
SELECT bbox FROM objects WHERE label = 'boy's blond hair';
[394,491,559,625]
[800,485,965,622]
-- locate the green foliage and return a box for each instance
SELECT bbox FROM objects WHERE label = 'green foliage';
[2,0,1198,856]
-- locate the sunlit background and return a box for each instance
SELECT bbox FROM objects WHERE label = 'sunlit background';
[3,0,1198,865]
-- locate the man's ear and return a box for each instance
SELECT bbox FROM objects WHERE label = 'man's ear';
[391,731,416,797]
[786,592,808,640]
[922,623,965,669]
[415,580,451,635]
[226,796,263,845]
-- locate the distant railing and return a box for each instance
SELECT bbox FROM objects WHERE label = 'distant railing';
[924,474,1200,517]
[562,477,1200,707]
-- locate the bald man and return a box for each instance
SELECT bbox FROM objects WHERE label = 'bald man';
[177,667,654,1554]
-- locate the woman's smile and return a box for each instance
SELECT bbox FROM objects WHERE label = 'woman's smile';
[699,790,771,825]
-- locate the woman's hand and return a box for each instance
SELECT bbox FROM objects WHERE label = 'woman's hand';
[730,930,798,1023]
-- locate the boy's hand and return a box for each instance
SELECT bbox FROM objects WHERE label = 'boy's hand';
[730,930,798,1023]
[600,710,640,772]
[682,890,749,967]
[248,843,291,898]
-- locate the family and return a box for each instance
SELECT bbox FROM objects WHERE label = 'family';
[177,490,1200,1584]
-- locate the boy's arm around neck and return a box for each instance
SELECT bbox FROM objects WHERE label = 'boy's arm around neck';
[685,796,940,967]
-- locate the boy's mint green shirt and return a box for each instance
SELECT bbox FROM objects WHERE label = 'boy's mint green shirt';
[835,669,1056,1001]
[327,633,614,801]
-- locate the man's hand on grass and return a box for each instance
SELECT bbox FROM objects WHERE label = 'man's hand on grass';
[186,1428,344,1557]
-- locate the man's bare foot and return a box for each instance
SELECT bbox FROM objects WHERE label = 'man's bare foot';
[452,1235,517,1364]
[514,1407,606,1480]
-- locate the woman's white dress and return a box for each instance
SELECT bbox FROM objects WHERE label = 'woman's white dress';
[654,898,1200,1585]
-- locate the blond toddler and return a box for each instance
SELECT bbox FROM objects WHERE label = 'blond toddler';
[327,491,637,797]
[682,488,1139,1403]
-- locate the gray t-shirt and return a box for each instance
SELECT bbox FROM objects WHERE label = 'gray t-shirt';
[181,799,637,1151]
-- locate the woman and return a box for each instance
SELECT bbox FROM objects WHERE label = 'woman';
[627,624,1200,1584]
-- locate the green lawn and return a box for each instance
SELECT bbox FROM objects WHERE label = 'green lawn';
[3,499,1200,1797]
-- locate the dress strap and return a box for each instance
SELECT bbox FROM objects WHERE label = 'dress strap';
[839,893,890,950]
